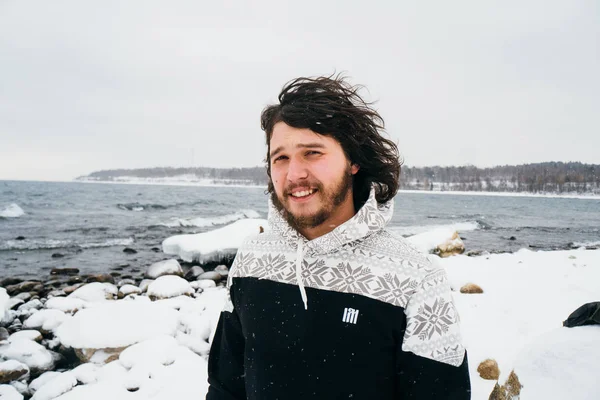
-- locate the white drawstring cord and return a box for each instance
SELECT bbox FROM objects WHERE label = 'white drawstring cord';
[295,239,308,310]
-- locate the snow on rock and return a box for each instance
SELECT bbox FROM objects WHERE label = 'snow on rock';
[0,288,9,322]
[28,371,62,394]
[118,335,178,369]
[513,326,600,400]
[118,285,141,298]
[55,300,180,350]
[30,372,77,400]
[44,297,87,314]
[162,218,267,263]
[147,276,193,300]
[442,248,600,399]
[0,384,23,400]
[145,259,183,279]
[23,309,68,333]
[406,228,464,256]
[8,330,42,343]
[0,339,55,372]
[0,360,29,384]
[68,283,117,302]
[0,203,25,218]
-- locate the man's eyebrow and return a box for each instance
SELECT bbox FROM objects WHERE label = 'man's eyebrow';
[270,143,325,158]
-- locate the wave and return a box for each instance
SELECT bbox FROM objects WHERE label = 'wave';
[389,221,482,237]
[162,209,261,228]
[570,241,600,248]
[117,203,168,211]
[0,203,25,218]
[0,237,134,251]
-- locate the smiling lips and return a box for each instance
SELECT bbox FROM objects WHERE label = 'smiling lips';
[289,188,317,198]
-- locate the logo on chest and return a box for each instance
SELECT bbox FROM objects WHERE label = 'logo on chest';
[342,307,359,324]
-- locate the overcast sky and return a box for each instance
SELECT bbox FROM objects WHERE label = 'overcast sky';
[0,1,598,181]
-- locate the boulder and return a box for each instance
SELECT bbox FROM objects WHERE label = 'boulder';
[184,266,205,281]
[0,360,29,384]
[434,232,465,257]
[147,276,194,300]
[50,268,80,276]
[85,274,115,284]
[477,358,500,380]
[460,283,484,294]
[197,271,222,282]
[146,259,183,279]
[214,265,229,278]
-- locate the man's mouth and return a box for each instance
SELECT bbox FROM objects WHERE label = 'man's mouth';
[289,188,317,199]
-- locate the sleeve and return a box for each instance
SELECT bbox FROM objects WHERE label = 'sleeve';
[206,280,247,400]
[396,268,471,399]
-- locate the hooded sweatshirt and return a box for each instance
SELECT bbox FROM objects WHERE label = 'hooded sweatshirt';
[206,187,471,399]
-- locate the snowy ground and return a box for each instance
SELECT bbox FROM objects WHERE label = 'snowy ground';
[1,222,599,399]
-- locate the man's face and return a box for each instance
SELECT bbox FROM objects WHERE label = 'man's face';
[269,122,359,233]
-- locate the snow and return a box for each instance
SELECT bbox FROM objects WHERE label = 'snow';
[44,297,88,313]
[389,221,481,237]
[162,209,261,228]
[0,203,25,218]
[118,285,141,296]
[0,359,29,378]
[441,248,600,399]
[162,218,267,263]
[23,309,68,332]
[30,372,77,400]
[68,283,118,302]
[0,384,23,400]
[29,371,62,393]
[405,226,460,253]
[0,288,9,321]
[0,339,55,371]
[145,259,182,279]
[146,276,193,299]
[54,300,180,349]
[513,326,599,400]
[8,330,42,343]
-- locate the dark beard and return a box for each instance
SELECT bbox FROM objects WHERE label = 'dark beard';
[271,167,353,233]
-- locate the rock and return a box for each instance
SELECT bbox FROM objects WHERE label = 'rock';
[7,298,24,310]
[151,247,161,252]
[1,278,23,288]
[196,279,216,289]
[9,330,43,343]
[23,309,68,334]
[0,384,24,399]
[0,339,56,374]
[147,276,194,300]
[184,266,205,281]
[460,283,484,294]
[74,346,127,364]
[85,274,115,284]
[18,281,42,292]
[68,283,117,302]
[146,259,183,279]
[138,279,154,293]
[434,232,465,258]
[214,264,229,277]
[62,283,84,295]
[13,293,31,302]
[110,272,121,277]
[197,271,222,282]
[45,297,87,314]
[0,360,30,384]
[509,236,517,241]
[8,320,22,334]
[117,279,136,287]
[51,253,65,258]
[118,285,141,299]
[45,280,64,288]
[123,247,137,254]
[17,299,43,315]
[46,290,66,298]
[477,359,500,380]
[15,236,26,241]
[0,327,8,341]
[50,268,80,276]
[67,276,84,285]
[488,370,522,399]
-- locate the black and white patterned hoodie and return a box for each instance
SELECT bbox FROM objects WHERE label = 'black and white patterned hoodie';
[206,187,471,399]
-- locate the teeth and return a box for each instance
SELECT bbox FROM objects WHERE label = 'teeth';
[291,189,315,198]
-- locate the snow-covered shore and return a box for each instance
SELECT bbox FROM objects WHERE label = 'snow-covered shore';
[1,221,599,399]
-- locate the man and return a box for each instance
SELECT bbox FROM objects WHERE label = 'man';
[206,75,471,399]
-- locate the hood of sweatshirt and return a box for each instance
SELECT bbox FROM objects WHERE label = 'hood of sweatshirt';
[266,186,394,309]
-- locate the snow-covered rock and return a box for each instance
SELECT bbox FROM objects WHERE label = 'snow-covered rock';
[8,330,42,343]
[117,285,141,298]
[0,288,9,322]
[28,371,62,394]
[145,259,183,279]
[0,360,29,384]
[44,297,87,314]
[68,283,117,302]
[162,218,266,263]
[147,276,193,300]
[30,372,77,400]
[23,309,68,333]
[407,228,464,256]
[0,384,23,400]
[55,300,180,351]
[196,279,216,289]
[0,339,56,372]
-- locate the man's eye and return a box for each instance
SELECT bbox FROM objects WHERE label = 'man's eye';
[273,155,288,163]
[306,151,321,156]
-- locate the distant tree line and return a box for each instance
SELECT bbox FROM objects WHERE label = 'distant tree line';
[79,162,600,194]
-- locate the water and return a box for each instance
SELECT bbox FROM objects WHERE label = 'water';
[1,180,599,280]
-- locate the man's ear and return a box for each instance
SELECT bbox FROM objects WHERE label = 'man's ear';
[351,163,360,175]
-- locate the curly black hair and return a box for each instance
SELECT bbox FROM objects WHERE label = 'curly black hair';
[261,74,401,208]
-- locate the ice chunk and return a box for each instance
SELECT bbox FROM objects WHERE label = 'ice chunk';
[162,218,267,263]
[0,203,24,218]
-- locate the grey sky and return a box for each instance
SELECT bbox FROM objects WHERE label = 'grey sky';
[1,1,598,181]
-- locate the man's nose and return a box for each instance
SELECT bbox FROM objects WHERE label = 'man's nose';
[287,156,308,181]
